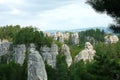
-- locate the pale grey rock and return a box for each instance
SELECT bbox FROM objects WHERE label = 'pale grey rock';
[53,35,58,41]
[86,36,96,44]
[29,43,36,52]
[40,46,53,67]
[75,42,96,62]
[71,32,79,45]
[44,32,51,37]
[0,39,1,44]
[59,36,64,43]
[105,35,119,44]
[40,43,58,68]
[0,42,11,56]
[61,44,72,67]
[50,43,58,52]
[52,32,70,42]
[13,44,26,65]
[63,32,70,40]
[28,47,47,80]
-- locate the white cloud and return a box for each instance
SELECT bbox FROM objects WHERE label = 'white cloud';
[0,0,113,30]
[36,3,113,30]
[0,0,22,4]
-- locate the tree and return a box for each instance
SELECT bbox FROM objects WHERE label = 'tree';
[56,54,68,80]
[0,25,20,41]
[87,42,120,80]
[86,0,120,33]
[14,26,53,49]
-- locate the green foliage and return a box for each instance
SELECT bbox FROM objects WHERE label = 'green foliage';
[87,0,120,33]
[0,51,28,80]
[0,61,26,80]
[56,53,69,80]
[46,41,120,80]
[45,64,56,80]
[13,26,53,49]
[69,45,84,59]
[87,42,120,80]
[79,29,105,44]
[0,25,20,41]
[87,0,120,18]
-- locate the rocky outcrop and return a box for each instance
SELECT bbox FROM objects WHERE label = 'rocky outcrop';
[61,44,72,67]
[0,42,11,56]
[40,43,58,68]
[13,44,26,65]
[58,36,64,43]
[52,32,70,43]
[75,42,96,62]
[71,32,79,45]
[28,45,47,80]
[104,35,119,44]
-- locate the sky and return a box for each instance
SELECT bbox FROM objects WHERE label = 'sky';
[0,0,113,31]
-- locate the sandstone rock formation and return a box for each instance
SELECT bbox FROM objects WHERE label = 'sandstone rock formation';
[75,42,96,62]
[28,46,47,80]
[13,44,26,65]
[58,36,64,43]
[104,35,119,44]
[52,32,70,43]
[61,44,72,67]
[71,32,79,45]
[0,42,11,56]
[40,43,58,68]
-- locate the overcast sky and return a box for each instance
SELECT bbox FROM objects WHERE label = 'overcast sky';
[0,0,113,30]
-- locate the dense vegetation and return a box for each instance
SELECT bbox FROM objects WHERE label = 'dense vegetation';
[0,25,120,80]
[78,29,105,44]
[0,25,53,80]
[13,26,53,49]
[0,25,53,48]
[0,25,20,41]
[0,62,26,80]
[46,41,120,80]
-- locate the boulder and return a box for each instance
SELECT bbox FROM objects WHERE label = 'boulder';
[61,44,72,67]
[75,42,96,62]
[71,32,79,45]
[105,35,119,44]
[28,47,47,80]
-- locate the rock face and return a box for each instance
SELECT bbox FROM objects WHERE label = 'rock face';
[75,42,96,62]
[71,32,79,45]
[104,35,119,44]
[61,44,72,67]
[52,32,70,43]
[0,42,11,56]
[28,46,47,80]
[13,44,26,65]
[59,36,64,43]
[40,43,58,68]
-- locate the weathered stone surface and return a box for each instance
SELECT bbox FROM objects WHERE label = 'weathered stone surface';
[13,44,26,65]
[0,42,11,56]
[40,43,58,68]
[61,44,72,67]
[52,32,70,43]
[75,42,96,62]
[29,43,36,52]
[58,36,64,43]
[104,35,119,44]
[28,47,47,80]
[71,32,79,45]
